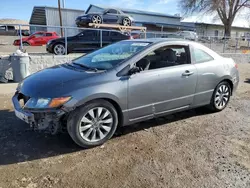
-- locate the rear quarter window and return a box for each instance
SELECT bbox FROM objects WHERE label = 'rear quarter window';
[193,48,214,63]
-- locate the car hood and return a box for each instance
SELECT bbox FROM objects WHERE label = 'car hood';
[15,37,29,42]
[19,64,98,98]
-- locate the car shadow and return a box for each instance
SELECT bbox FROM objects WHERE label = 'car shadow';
[244,78,250,84]
[115,107,211,137]
[0,107,211,165]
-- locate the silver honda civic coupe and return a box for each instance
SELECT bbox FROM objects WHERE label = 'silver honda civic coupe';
[13,38,239,148]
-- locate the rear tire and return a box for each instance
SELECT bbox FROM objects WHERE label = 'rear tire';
[53,43,66,55]
[91,15,102,24]
[122,17,131,26]
[208,81,231,112]
[22,42,30,46]
[67,100,118,148]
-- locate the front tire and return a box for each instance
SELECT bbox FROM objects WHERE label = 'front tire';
[67,100,118,148]
[209,81,231,112]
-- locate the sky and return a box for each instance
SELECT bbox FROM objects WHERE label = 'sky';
[0,0,180,21]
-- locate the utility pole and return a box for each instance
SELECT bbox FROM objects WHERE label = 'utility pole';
[62,0,65,8]
[58,0,63,36]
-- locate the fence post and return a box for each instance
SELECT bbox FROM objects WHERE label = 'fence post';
[64,27,67,55]
[235,38,238,53]
[209,37,212,49]
[100,30,103,48]
[223,38,226,53]
[19,25,23,51]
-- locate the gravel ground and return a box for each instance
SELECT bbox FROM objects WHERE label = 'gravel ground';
[0,64,250,188]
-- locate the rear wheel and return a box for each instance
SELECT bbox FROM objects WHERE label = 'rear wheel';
[53,43,66,55]
[22,42,30,46]
[122,17,131,26]
[91,15,102,24]
[209,81,231,112]
[67,100,118,148]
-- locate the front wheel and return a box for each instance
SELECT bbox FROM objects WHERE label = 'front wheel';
[209,81,231,112]
[53,43,66,55]
[67,100,118,148]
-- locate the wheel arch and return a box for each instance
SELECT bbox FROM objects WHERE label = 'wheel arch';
[217,77,234,95]
[76,95,124,127]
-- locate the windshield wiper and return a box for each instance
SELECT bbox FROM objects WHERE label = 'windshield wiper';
[72,62,100,72]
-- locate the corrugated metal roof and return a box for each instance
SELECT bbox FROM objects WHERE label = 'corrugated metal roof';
[86,4,180,18]
[29,6,84,25]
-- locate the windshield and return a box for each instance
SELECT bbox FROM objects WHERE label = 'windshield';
[72,41,151,70]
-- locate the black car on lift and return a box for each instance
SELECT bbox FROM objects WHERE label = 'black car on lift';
[75,8,134,27]
[46,30,133,55]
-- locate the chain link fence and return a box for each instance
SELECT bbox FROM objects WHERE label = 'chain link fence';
[1,24,250,55]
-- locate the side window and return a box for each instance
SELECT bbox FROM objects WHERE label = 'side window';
[107,9,118,14]
[0,26,6,30]
[193,48,214,63]
[34,33,44,37]
[136,45,190,71]
[110,32,121,37]
[46,33,52,36]
[79,30,97,37]
[102,31,109,36]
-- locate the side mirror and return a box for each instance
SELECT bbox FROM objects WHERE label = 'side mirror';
[129,66,140,75]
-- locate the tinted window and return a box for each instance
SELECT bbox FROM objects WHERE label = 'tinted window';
[46,33,53,36]
[79,30,97,37]
[136,45,189,71]
[193,48,214,63]
[7,26,15,30]
[107,9,118,14]
[110,32,122,37]
[0,26,6,30]
[73,41,151,70]
[32,33,44,37]
[102,31,109,36]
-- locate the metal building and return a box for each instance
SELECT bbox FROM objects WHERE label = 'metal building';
[29,6,85,36]
[85,4,194,34]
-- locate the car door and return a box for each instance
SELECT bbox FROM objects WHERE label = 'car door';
[102,9,119,24]
[128,44,197,121]
[191,45,220,107]
[31,33,45,46]
[72,30,99,52]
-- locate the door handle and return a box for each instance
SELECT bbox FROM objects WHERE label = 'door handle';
[182,70,194,76]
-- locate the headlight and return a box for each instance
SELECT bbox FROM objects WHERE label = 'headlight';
[24,97,71,109]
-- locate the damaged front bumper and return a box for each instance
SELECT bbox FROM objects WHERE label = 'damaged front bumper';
[12,92,66,134]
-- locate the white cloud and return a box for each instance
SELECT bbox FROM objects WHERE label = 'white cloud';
[157,0,169,4]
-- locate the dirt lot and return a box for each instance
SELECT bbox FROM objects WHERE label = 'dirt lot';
[0,64,250,188]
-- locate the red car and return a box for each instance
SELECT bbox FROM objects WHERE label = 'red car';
[13,31,59,46]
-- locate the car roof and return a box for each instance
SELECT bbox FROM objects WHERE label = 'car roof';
[126,38,190,44]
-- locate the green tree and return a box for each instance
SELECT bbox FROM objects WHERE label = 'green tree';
[180,0,250,37]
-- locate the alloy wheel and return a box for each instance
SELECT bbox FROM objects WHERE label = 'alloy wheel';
[54,44,65,55]
[79,107,113,142]
[92,15,102,24]
[123,18,131,26]
[214,84,230,110]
